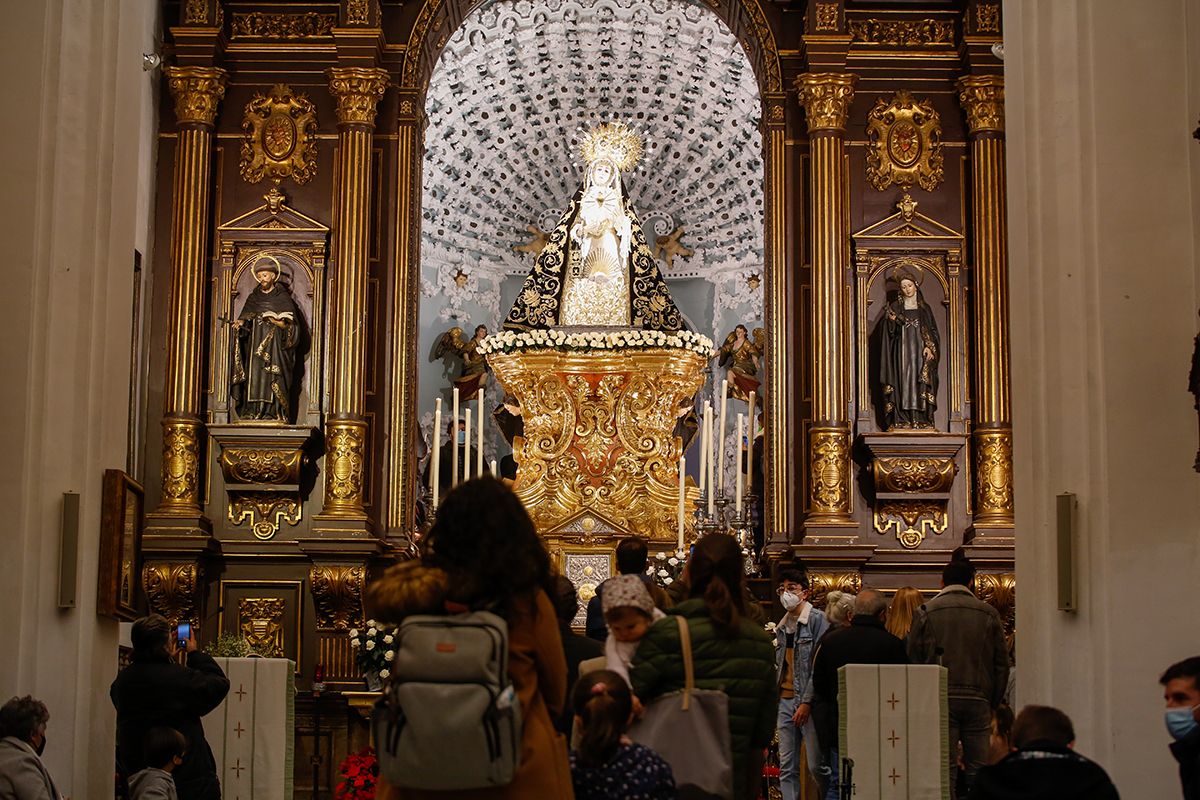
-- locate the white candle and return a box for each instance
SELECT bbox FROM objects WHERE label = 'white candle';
[746,390,756,495]
[477,389,485,477]
[431,398,442,508]
[490,458,498,477]
[451,387,460,486]
[735,413,744,514]
[700,402,710,515]
[677,453,686,551]
[463,407,472,482]
[717,379,729,494]
[700,402,711,497]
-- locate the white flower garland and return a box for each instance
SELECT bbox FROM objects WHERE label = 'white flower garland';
[479,328,714,357]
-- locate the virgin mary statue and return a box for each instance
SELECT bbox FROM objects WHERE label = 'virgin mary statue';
[503,122,683,332]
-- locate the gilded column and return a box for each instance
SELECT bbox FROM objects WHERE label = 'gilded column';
[797,72,858,533]
[958,75,1015,534]
[387,90,423,534]
[151,66,227,524]
[318,67,389,525]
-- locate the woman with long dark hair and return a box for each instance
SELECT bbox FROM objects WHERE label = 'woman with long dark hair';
[367,476,573,799]
[630,533,777,800]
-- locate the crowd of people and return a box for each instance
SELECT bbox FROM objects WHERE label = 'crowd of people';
[3,476,1199,799]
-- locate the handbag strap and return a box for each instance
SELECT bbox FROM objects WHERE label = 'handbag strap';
[676,615,694,711]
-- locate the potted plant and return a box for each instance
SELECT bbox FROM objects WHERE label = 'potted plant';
[347,620,398,690]
[335,746,378,800]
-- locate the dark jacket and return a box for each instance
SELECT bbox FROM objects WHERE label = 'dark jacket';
[630,598,778,800]
[556,621,604,735]
[967,741,1120,800]
[110,651,230,800]
[809,615,907,751]
[907,585,1009,705]
[1170,726,1200,800]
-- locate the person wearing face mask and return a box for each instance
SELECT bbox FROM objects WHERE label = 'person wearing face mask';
[773,568,828,800]
[1161,656,1200,799]
[0,695,59,800]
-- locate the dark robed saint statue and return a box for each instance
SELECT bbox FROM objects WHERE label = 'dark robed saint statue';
[503,122,683,332]
[231,255,302,422]
[879,271,940,430]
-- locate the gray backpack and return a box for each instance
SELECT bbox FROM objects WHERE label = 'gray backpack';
[373,609,523,790]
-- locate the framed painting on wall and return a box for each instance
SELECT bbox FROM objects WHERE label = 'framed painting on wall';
[98,468,144,620]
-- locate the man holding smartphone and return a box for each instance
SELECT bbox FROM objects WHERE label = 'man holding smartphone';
[110,614,230,800]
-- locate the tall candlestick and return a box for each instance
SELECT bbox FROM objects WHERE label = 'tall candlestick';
[717,379,729,494]
[463,407,472,482]
[700,407,710,520]
[677,453,686,552]
[735,413,744,514]
[476,389,485,477]
[746,390,756,496]
[451,387,460,486]
[431,398,442,508]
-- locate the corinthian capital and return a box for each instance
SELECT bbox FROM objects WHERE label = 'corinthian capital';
[795,73,858,133]
[327,67,390,127]
[165,66,228,127]
[957,75,1005,134]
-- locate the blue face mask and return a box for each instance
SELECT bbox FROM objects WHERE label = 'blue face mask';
[457,430,467,445]
[1165,706,1199,740]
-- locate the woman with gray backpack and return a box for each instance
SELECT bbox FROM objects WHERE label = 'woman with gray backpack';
[366,477,575,799]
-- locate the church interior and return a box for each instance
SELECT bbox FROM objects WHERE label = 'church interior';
[0,0,1198,797]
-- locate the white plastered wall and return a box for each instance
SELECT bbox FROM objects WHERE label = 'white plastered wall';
[1007,0,1200,795]
[0,0,160,796]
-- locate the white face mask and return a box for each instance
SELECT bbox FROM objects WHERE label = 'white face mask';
[780,591,801,611]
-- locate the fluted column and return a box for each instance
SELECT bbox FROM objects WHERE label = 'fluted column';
[318,67,388,525]
[151,66,227,524]
[797,72,858,533]
[958,75,1015,534]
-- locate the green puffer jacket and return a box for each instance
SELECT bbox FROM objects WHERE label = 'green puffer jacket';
[629,598,778,800]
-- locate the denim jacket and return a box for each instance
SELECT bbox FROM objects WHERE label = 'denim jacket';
[774,603,829,702]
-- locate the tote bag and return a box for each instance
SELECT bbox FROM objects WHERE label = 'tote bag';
[629,616,733,799]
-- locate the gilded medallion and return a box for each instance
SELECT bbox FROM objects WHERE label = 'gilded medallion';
[865,90,944,192]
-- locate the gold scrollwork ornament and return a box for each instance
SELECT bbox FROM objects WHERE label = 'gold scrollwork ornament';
[165,66,228,127]
[219,447,304,485]
[974,428,1014,517]
[866,91,944,192]
[240,84,319,185]
[974,572,1016,649]
[796,73,858,133]
[327,68,389,127]
[325,421,367,506]
[807,571,862,610]
[161,420,202,505]
[229,493,302,540]
[848,19,955,46]
[957,75,1005,134]
[142,561,202,624]
[809,427,850,514]
[231,12,337,39]
[874,456,957,494]
[310,565,366,630]
[873,500,948,549]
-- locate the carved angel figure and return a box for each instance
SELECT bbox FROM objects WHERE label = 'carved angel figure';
[717,324,764,401]
[432,324,490,398]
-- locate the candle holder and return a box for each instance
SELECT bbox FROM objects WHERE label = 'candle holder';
[422,484,438,530]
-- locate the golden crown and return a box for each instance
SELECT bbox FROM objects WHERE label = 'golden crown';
[579,121,644,173]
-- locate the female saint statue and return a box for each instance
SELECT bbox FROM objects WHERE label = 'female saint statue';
[879,269,939,430]
[230,255,302,422]
[503,122,682,331]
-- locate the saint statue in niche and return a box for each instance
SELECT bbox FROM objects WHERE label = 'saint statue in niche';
[717,324,764,401]
[503,121,683,331]
[432,324,490,398]
[230,255,302,422]
[879,268,940,430]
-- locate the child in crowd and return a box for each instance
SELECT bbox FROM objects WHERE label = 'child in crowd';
[570,669,676,800]
[128,726,186,800]
[602,574,666,684]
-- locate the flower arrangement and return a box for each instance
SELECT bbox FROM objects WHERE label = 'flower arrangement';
[204,632,268,658]
[647,549,688,589]
[478,328,714,358]
[335,747,378,800]
[348,620,398,679]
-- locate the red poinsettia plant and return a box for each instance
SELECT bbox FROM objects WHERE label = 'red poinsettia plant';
[335,746,379,800]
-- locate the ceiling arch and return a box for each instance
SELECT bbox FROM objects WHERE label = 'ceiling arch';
[420,0,765,284]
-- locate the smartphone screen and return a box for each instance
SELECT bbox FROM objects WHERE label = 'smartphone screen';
[176,622,191,647]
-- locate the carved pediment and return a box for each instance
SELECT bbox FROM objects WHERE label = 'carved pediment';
[542,507,632,545]
[853,193,963,251]
[218,186,329,242]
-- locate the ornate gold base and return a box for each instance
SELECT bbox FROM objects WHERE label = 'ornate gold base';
[973,426,1014,527]
[318,418,369,520]
[488,344,706,543]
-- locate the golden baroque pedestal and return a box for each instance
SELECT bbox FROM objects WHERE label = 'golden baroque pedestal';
[486,332,708,544]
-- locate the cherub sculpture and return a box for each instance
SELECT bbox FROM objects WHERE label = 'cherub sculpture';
[717,324,764,401]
